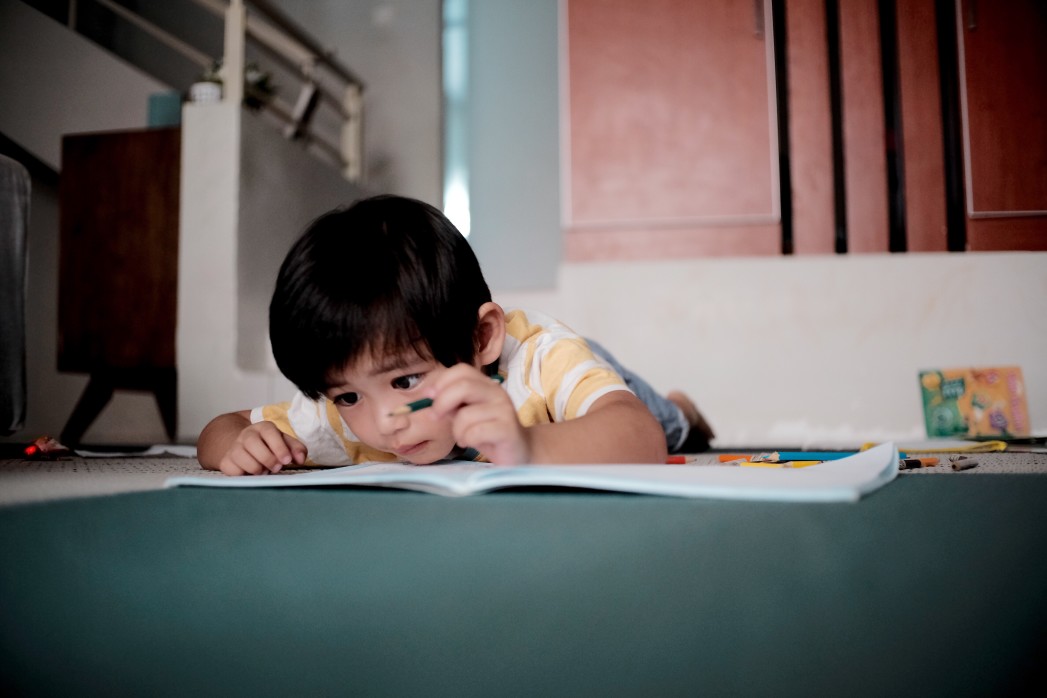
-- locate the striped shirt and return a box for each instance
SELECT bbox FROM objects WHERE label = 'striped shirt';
[250,308,631,465]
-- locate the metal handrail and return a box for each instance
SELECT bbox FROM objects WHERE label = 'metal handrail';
[239,0,363,88]
[187,0,363,89]
[66,0,363,181]
[188,0,359,122]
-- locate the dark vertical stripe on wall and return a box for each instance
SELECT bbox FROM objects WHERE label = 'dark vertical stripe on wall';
[773,0,794,254]
[935,0,967,251]
[878,0,907,251]
[824,0,847,253]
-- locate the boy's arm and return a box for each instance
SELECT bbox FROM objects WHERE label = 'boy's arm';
[197,410,251,470]
[197,410,308,475]
[435,364,666,465]
[525,391,668,464]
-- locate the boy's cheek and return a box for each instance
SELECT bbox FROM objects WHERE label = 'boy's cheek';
[339,411,372,440]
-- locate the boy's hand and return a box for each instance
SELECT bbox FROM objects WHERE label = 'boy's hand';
[430,364,531,465]
[218,420,308,476]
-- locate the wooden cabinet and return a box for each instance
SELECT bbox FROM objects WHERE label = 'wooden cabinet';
[58,128,180,444]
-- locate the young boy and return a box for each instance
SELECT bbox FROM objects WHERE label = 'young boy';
[197,195,714,475]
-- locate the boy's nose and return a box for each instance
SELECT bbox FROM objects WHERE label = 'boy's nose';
[375,403,409,435]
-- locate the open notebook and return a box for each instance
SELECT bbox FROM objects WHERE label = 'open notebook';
[166,442,899,503]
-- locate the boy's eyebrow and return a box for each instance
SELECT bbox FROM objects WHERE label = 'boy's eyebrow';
[324,350,431,392]
[320,359,406,393]
[369,353,425,377]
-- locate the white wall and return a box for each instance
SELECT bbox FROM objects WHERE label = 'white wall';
[495,253,1047,445]
[175,101,366,442]
[175,102,267,444]
[0,1,168,170]
[267,0,443,205]
[237,109,367,372]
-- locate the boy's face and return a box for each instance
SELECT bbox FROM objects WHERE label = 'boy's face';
[323,348,465,464]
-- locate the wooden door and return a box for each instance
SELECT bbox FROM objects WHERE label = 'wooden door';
[956,0,1047,250]
[563,0,781,260]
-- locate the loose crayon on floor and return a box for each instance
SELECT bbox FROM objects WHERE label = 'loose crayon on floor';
[949,456,979,471]
[898,457,939,470]
[718,454,754,462]
[768,451,857,461]
[739,460,821,469]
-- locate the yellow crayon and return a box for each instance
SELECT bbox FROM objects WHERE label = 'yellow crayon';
[739,460,821,468]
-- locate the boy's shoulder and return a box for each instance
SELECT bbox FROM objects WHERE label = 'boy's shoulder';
[501,307,596,372]
[503,307,579,343]
[499,308,628,416]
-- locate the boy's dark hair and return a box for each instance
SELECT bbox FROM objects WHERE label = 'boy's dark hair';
[269,195,492,399]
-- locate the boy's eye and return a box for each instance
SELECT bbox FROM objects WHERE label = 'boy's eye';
[392,374,423,390]
[332,392,359,407]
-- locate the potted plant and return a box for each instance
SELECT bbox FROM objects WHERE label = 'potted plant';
[189,59,277,109]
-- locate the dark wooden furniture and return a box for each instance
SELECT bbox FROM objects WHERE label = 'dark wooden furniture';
[58,128,180,445]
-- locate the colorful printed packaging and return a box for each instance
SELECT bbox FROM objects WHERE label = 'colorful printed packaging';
[919,366,1030,438]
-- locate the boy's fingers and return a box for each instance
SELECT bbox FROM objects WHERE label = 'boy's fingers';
[432,372,505,417]
[241,431,286,472]
[453,405,525,462]
[457,420,526,466]
[218,459,245,476]
[222,451,266,476]
[257,428,295,467]
[282,434,308,465]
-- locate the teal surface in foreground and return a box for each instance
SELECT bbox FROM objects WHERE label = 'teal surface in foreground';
[2,476,1046,696]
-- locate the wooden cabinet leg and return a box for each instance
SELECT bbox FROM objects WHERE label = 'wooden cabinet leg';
[59,368,178,446]
[60,373,115,446]
[154,368,177,442]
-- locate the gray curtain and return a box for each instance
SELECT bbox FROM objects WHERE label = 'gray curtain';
[0,154,29,434]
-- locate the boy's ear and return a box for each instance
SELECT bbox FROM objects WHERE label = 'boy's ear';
[474,302,506,367]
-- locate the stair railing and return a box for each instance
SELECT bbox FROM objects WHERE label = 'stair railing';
[66,0,364,181]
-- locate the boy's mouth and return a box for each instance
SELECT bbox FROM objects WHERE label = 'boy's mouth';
[395,441,428,458]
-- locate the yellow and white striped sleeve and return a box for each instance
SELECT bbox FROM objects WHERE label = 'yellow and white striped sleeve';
[502,309,632,425]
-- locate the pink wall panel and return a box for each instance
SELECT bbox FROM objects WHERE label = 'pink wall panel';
[564,0,781,260]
